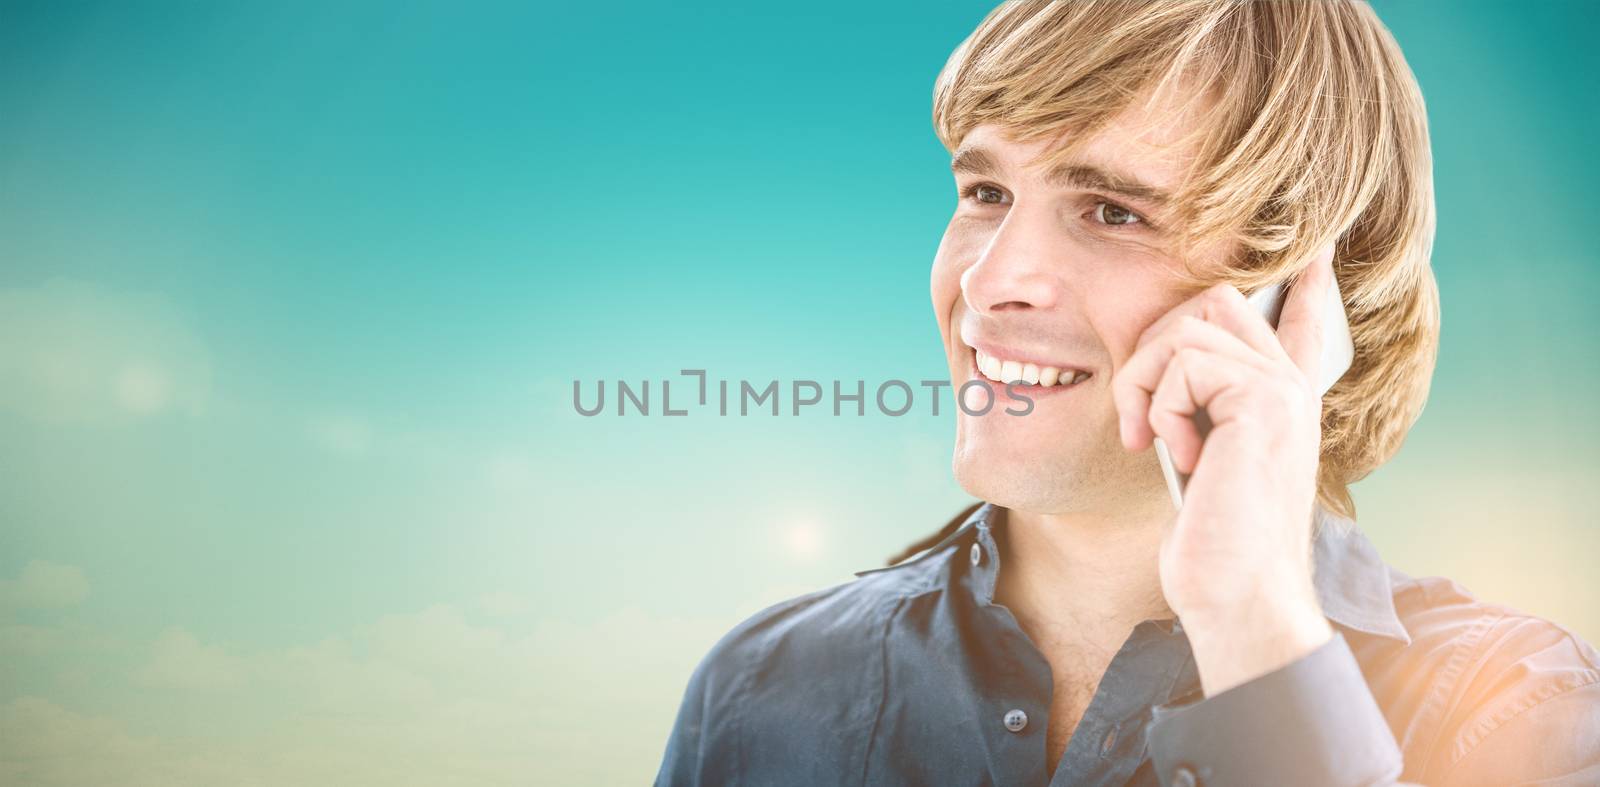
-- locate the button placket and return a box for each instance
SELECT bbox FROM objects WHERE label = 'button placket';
[1098,723,1120,758]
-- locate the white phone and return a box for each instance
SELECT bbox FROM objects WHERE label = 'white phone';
[1153,274,1354,508]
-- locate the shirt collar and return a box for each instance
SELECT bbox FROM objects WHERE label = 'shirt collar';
[1307,504,1412,644]
[857,501,1411,646]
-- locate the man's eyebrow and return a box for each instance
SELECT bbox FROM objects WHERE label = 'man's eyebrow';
[950,145,1173,207]
[949,146,1003,179]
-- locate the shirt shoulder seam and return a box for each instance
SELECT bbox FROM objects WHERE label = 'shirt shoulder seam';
[1435,664,1600,782]
[857,593,909,786]
[725,588,841,786]
[1414,607,1505,774]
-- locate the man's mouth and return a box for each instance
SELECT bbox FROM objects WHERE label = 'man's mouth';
[971,346,1092,389]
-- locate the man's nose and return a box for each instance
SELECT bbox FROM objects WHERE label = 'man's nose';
[959,208,1064,314]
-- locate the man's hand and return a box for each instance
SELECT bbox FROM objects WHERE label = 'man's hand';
[1112,243,1339,696]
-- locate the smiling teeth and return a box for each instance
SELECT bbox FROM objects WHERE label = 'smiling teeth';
[974,349,1089,387]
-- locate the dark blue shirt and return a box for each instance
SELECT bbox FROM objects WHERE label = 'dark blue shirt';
[656,502,1600,786]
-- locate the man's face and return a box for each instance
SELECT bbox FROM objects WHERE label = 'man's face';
[932,91,1237,516]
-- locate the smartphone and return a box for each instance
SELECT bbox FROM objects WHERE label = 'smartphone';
[1153,274,1355,508]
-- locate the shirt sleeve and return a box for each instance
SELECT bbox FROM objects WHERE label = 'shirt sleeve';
[654,591,822,787]
[1429,618,1600,786]
[654,652,713,787]
[1144,625,1600,787]
[654,622,758,787]
[1145,630,1403,787]
[1436,678,1600,786]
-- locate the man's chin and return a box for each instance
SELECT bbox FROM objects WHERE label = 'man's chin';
[950,446,1076,514]
[950,431,1166,516]
[953,420,1087,473]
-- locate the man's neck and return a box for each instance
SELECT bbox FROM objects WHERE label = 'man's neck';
[992,498,1178,652]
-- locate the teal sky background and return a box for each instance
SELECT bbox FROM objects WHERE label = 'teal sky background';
[2,1,1597,783]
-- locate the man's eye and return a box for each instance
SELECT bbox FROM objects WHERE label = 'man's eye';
[1092,202,1143,227]
[960,183,1009,205]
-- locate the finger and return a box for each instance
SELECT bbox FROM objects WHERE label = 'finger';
[1114,315,1266,450]
[1146,349,1256,474]
[1136,282,1288,363]
[1276,241,1336,382]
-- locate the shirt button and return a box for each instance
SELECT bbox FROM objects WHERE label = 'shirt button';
[970,543,983,566]
[1170,765,1198,787]
[1002,708,1028,733]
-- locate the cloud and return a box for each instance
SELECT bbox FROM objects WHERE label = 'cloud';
[0,598,738,785]
[0,278,211,423]
[135,628,245,690]
[0,697,200,787]
[0,560,90,610]
[0,624,71,658]
[474,590,530,618]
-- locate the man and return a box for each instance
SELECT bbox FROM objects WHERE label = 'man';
[657,2,1600,785]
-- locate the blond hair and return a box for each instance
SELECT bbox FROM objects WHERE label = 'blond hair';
[934,0,1439,521]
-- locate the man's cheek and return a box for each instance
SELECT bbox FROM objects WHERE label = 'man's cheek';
[933,234,987,303]
[1090,292,1170,368]
[930,254,969,325]
[930,265,954,336]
